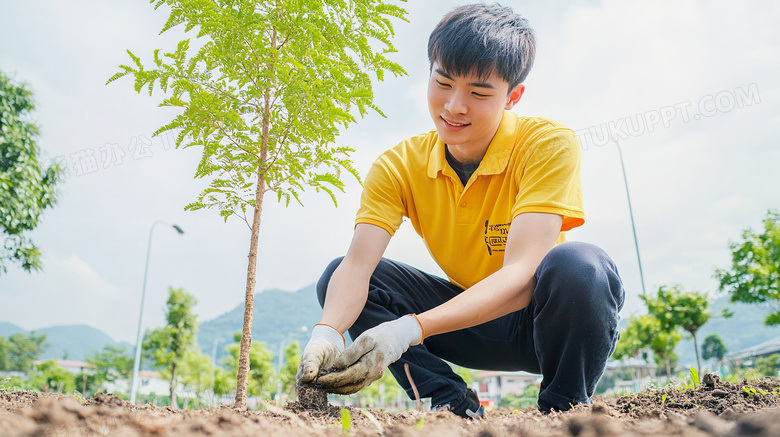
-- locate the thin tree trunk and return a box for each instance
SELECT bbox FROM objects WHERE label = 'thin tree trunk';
[234,158,267,410]
[170,362,177,408]
[235,35,274,409]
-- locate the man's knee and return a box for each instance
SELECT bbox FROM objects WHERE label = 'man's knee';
[316,256,344,308]
[535,242,625,312]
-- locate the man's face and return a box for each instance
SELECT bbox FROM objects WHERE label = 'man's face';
[427,62,524,160]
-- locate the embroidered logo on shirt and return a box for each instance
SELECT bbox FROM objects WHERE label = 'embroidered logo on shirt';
[484,220,510,255]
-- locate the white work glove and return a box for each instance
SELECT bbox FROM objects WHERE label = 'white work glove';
[296,324,346,386]
[315,315,423,395]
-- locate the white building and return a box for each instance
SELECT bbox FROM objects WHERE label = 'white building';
[103,370,169,398]
[55,360,96,375]
[475,371,540,407]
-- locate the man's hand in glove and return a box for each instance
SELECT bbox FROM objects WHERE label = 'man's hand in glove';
[315,315,423,394]
[296,324,345,386]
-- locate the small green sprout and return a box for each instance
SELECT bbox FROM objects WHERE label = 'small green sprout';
[690,367,699,387]
[661,394,668,406]
[340,408,351,435]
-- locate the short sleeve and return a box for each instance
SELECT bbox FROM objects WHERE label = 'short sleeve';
[511,128,585,231]
[355,156,406,236]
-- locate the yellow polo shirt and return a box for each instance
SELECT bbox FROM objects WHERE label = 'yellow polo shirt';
[356,111,585,289]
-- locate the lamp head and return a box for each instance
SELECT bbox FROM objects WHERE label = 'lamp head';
[172,225,184,234]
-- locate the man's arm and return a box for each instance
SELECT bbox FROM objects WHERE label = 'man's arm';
[296,223,391,385]
[319,223,392,332]
[418,212,562,336]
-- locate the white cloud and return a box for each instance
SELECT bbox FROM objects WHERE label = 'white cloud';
[0,253,135,341]
[57,255,124,297]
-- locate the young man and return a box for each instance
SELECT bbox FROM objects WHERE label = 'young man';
[297,4,625,418]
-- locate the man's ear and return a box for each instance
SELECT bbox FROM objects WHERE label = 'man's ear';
[505,84,525,110]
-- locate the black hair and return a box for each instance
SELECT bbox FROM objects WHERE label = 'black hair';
[428,3,536,89]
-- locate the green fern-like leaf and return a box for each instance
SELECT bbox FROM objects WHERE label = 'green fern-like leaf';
[184,201,204,211]
[105,65,135,85]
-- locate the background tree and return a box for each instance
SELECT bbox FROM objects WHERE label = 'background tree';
[224,331,275,399]
[613,314,654,381]
[212,366,234,401]
[498,384,540,409]
[0,337,9,371]
[453,364,476,386]
[7,332,47,373]
[716,210,780,326]
[701,334,728,366]
[358,370,403,408]
[29,359,76,393]
[278,341,300,397]
[649,328,681,380]
[108,0,408,409]
[143,286,198,408]
[84,344,134,396]
[0,71,61,275]
[642,285,712,376]
[613,315,650,364]
[613,313,680,380]
[753,353,780,378]
[178,349,213,408]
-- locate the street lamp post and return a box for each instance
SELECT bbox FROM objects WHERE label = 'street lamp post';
[614,139,647,295]
[129,221,184,404]
[210,338,224,407]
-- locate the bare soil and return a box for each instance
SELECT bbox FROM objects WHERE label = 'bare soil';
[1,375,779,436]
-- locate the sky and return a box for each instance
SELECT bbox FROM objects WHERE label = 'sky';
[1,0,778,344]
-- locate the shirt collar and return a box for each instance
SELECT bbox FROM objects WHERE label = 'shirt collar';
[427,111,516,179]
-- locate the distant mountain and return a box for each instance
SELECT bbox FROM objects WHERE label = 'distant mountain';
[8,287,776,373]
[0,322,24,338]
[197,284,322,365]
[674,296,780,368]
[0,323,132,362]
[36,325,134,361]
[0,285,323,366]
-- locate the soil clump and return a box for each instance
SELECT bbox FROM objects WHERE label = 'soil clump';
[287,385,340,418]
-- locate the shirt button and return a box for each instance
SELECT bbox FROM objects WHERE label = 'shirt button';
[460,202,467,207]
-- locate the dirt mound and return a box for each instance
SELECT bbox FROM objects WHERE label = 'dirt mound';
[83,392,126,407]
[0,390,56,412]
[613,375,780,419]
[0,375,778,436]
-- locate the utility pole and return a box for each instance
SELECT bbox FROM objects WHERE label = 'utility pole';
[614,139,647,295]
[130,221,184,403]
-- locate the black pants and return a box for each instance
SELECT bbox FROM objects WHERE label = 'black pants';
[316,241,625,411]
